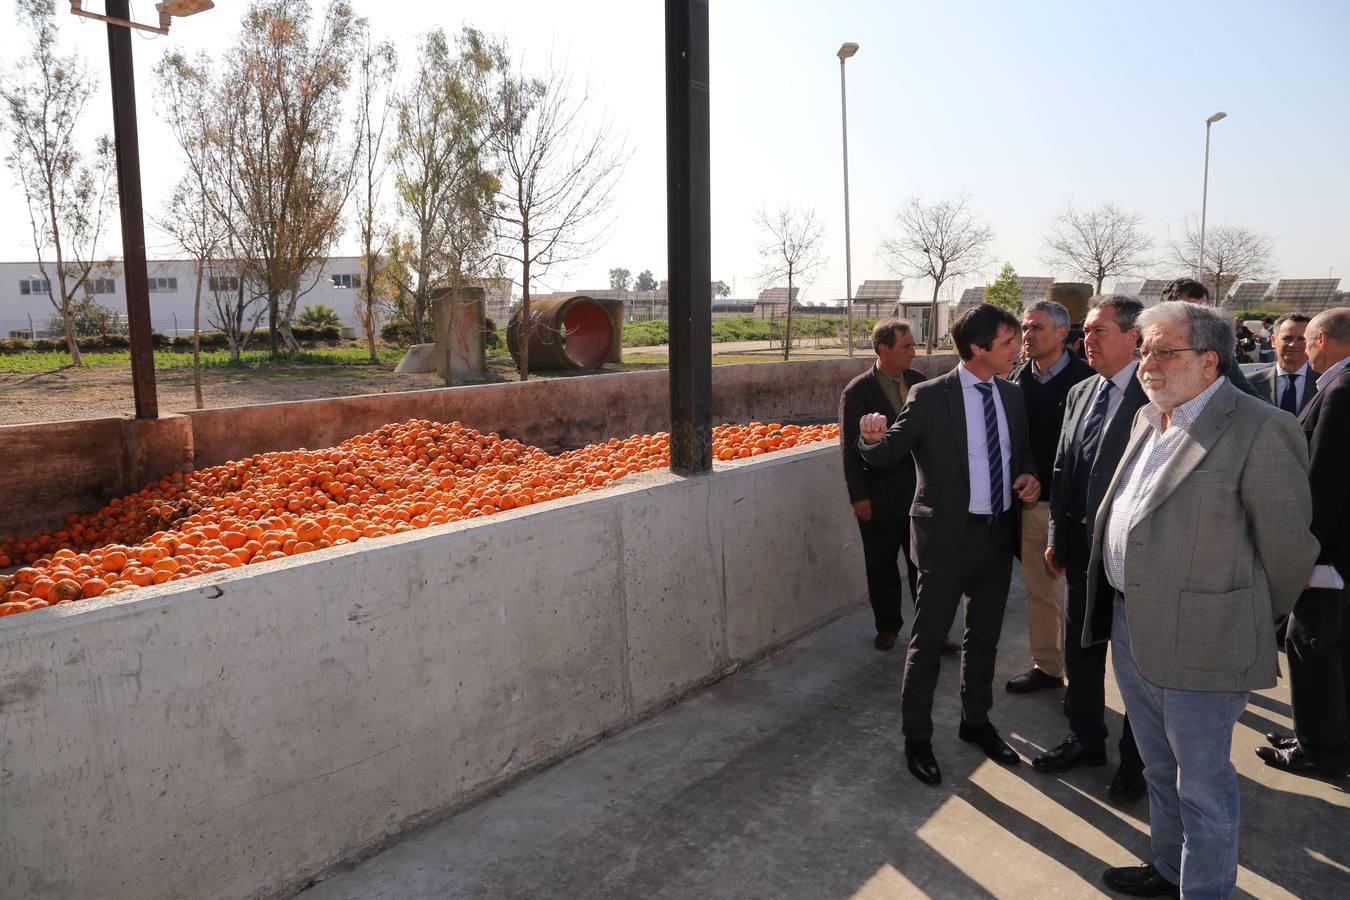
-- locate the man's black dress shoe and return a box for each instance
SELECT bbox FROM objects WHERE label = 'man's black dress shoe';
[1033,735,1108,772]
[958,720,1019,765]
[1256,744,1346,778]
[1265,731,1298,750]
[1006,667,1065,693]
[1101,863,1179,897]
[905,741,941,785]
[874,631,898,651]
[1108,763,1147,801]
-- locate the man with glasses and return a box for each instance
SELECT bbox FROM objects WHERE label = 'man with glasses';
[1086,302,1315,898]
[1160,277,1263,400]
[1250,313,1317,414]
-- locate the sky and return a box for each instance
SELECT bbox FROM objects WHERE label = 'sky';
[2,0,1347,304]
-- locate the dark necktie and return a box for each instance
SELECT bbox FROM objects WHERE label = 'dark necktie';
[1280,373,1299,413]
[1069,380,1113,522]
[974,382,1004,516]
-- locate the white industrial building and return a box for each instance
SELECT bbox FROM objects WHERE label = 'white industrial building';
[0,257,512,338]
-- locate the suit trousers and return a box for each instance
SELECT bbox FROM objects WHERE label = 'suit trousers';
[902,513,1015,742]
[1019,501,1066,676]
[1112,594,1247,900]
[1286,586,1350,773]
[856,507,919,635]
[1061,525,1141,767]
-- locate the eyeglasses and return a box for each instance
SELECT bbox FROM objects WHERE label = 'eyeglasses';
[1140,346,1199,362]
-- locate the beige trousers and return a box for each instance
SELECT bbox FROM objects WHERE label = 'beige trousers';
[1019,501,1065,677]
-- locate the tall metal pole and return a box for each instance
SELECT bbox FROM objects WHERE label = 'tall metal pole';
[666,0,712,473]
[105,0,158,418]
[839,48,856,356]
[1198,121,1212,300]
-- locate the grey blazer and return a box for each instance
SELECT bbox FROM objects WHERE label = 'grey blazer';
[1249,364,1317,413]
[857,366,1036,575]
[1083,380,1318,692]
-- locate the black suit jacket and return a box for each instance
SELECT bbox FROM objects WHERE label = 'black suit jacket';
[1046,369,1149,553]
[839,365,927,515]
[857,367,1036,575]
[1250,364,1318,414]
[1298,364,1350,577]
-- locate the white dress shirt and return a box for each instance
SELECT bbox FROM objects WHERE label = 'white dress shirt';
[1102,376,1226,592]
[1316,356,1350,391]
[1073,360,1140,445]
[1275,361,1314,409]
[958,363,1012,515]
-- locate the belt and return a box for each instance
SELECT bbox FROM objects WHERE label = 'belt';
[966,511,1008,526]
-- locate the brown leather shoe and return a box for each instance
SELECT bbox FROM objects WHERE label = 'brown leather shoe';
[874,631,898,651]
[1006,667,1065,693]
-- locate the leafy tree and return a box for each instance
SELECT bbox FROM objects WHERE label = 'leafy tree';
[633,269,659,292]
[297,304,343,328]
[46,299,126,339]
[984,262,1023,314]
[390,27,506,348]
[2,0,117,365]
[608,267,632,291]
[352,23,398,361]
[712,280,731,298]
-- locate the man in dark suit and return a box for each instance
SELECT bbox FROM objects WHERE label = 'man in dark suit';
[1160,277,1263,399]
[1007,300,1094,694]
[1249,313,1318,414]
[1035,295,1148,801]
[839,320,927,650]
[858,304,1040,785]
[1260,306,1350,778]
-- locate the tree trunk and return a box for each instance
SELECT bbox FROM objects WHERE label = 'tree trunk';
[783,270,794,362]
[62,301,82,366]
[365,257,378,363]
[192,260,204,409]
[926,280,941,354]
[519,250,531,382]
[268,291,280,358]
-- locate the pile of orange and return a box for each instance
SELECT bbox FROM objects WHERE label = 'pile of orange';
[0,419,838,618]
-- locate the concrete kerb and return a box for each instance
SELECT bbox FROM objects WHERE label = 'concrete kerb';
[0,442,867,900]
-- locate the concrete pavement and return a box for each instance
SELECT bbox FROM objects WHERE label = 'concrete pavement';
[304,576,1350,900]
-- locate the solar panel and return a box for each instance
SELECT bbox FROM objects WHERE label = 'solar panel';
[1018,277,1055,306]
[955,287,985,311]
[1228,282,1272,308]
[854,279,904,301]
[1270,278,1341,314]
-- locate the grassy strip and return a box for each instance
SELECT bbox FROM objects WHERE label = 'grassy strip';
[0,347,406,374]
[622,315,881,347]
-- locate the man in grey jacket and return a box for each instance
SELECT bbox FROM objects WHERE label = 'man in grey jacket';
[1085,302,1317,899]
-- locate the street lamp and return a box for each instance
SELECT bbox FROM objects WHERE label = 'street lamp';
[1197,111,1227,302]
[838,41,859,356]
[69,0,214,35]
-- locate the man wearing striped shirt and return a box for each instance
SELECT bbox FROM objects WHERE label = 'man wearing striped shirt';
[1084,302,1316,899]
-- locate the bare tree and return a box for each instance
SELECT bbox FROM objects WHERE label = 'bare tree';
[755,206,825,361]
[352,23,398,361]
[1040,202,1153,296]
[1170,220,1276,307]
[157,178,227,407]
[1,0,116,366]
[488,57,626,380]
[880,194,994,353]
[390,27,505,347]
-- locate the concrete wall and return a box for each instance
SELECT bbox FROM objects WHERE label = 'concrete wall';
[3,355,960,536]
[0,414,194,538]
[0,444,866,900]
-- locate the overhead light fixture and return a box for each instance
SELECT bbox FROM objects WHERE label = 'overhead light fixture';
[1206,111,1228,124]
[838,42,859,60]
[69,0,214,35]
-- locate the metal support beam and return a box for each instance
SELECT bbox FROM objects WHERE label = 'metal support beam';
[106,0,158,419]
[665,0,712,474]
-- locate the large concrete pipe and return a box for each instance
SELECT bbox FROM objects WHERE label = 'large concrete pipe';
[1047,282,1093,323]
[508,295,620,371]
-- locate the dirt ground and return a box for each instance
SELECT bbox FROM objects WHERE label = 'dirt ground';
[0,343,857,426]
